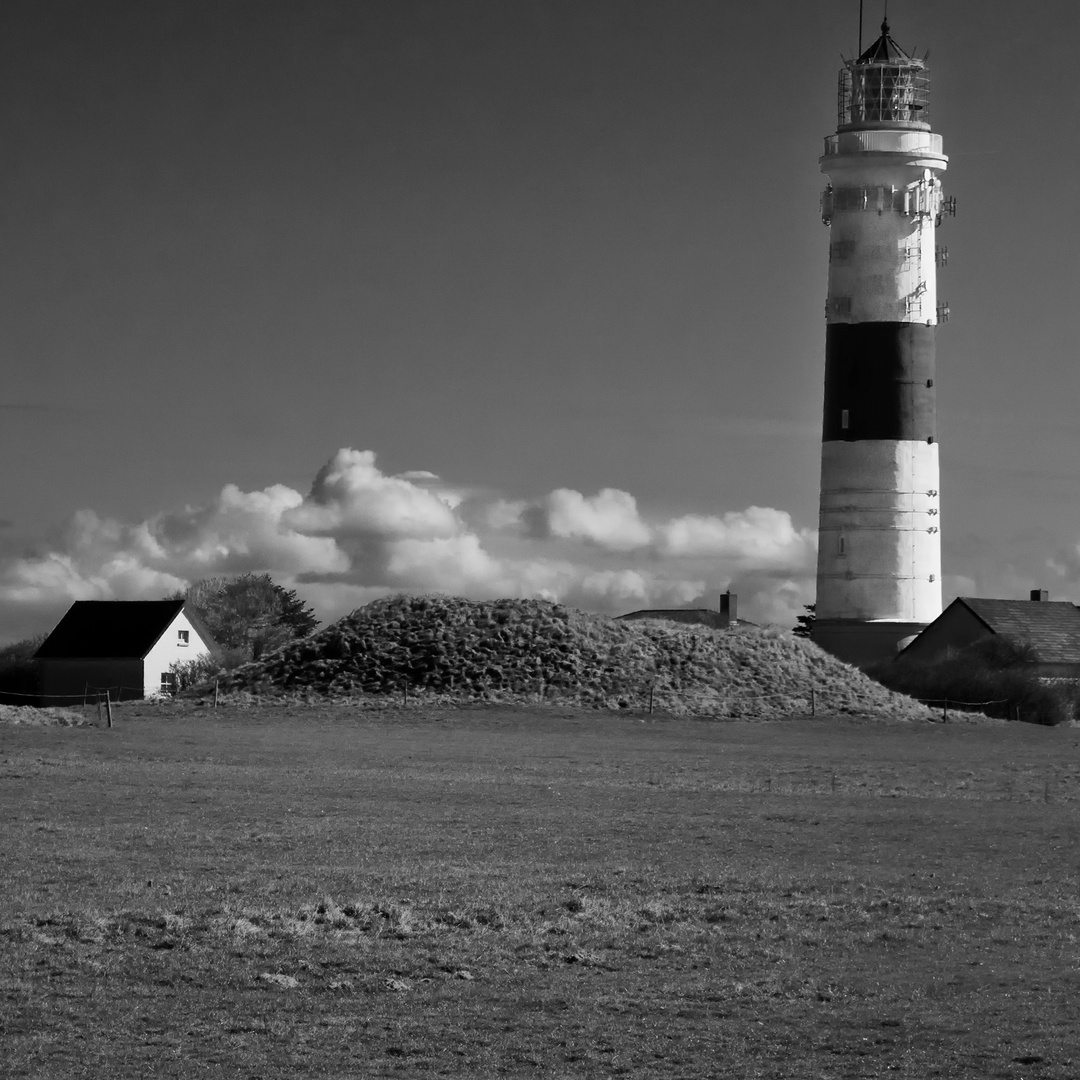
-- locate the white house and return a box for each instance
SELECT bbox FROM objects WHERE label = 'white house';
[34,600,218,704]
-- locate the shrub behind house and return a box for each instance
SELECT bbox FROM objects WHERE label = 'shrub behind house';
[0,635,45,703]
[867,635,1078,725]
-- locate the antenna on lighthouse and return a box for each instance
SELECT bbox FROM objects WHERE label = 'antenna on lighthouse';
[858,0,863,55]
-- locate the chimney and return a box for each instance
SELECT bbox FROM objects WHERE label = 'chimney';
[1030,589,1049,602]
[720,591,737,622]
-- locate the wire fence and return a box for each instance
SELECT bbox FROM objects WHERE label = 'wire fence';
[0,685,146,703]
[916,697,1018,722]
[0,679,1032,724]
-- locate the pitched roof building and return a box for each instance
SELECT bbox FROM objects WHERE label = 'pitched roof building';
[618,593,740,631]
[34,600,218,703]
[899,593,1080,677]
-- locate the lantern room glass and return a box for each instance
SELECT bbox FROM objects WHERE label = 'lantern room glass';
[838,60,930,131]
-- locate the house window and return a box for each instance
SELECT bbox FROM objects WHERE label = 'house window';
[160,672,177,695]
[177,630,190,646]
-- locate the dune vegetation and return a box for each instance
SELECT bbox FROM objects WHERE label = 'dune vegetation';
[216,595,934,720]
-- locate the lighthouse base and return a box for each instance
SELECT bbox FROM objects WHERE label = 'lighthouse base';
[812,619,928,669]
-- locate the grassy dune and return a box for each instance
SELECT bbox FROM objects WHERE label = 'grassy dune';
[2,703,1079,1077]
[217,595,933,719]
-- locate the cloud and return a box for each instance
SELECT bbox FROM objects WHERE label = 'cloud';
[0,449,818,643]
[492,488,815,570]
[657,506,816,567]
[385,535,505,593]
[522,488,653,551]
[1045,544,1080,603]
[572,570,704,610]
[942,574,978,603]
[284,449,461,539]
[154,485,347,576]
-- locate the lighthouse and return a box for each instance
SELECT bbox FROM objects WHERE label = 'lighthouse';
[812,19,954,666]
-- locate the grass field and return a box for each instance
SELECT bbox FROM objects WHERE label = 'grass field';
[2,703,1079,1078]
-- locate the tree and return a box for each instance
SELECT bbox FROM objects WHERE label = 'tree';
[173,574,319,662]
[793,603,816,639]
[0,634,46,700]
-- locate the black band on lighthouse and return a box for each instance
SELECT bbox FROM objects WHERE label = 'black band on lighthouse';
[822,322,936,441]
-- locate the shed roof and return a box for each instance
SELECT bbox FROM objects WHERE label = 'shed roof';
[958,598,1080,665]
[34,600,214,660]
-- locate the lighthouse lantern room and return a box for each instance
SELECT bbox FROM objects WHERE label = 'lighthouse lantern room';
[812,19,954,667]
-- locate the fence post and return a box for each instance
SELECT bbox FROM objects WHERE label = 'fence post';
[648,681,654,716]
[943,699,948,723]
[96,692,103,726]
[213,680,219,709]
[403,679,409,706]
[83,683,88,708]
[105,689,113,729]
[810,688,816,717]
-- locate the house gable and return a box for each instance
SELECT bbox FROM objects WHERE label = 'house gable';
[142,607,215,697]
[34,599,220,701]
[900,597,1080,670]
[898,599,992,663]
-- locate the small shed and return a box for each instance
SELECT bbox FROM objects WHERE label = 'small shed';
[899,593,1080,679]
[34,600,218,704]
[618,593,740,631]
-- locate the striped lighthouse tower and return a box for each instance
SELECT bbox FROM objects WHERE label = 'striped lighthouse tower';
[812,19,955,667]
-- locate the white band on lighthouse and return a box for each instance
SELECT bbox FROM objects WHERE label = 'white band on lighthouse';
[812,18,951,667]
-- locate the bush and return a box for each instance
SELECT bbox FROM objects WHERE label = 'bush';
[168,646,250,693]
[0,635,45,703]
[867,635,1078,726]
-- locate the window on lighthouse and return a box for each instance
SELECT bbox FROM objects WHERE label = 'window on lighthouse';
[837,535,847,557]
[841,409,850,430]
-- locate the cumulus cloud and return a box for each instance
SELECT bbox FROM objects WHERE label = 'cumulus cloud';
[285,449,461,539]
[0,449,818,642]
[529,488,653,551]
[154,484,347,576]
[385,535,506,593]
[657,506,816,567]
[492,487,814,571]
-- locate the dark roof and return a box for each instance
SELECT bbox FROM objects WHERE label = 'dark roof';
[34,600,207,660]
[617,609,752,630]
[857,19,915,65]
[959,598,1080,665]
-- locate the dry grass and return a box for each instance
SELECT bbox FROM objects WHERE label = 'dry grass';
[2,703,1078,1077]
[216,595,934,720]
[0,704,88,726]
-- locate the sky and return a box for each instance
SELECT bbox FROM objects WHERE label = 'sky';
[2,0,1079,644]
